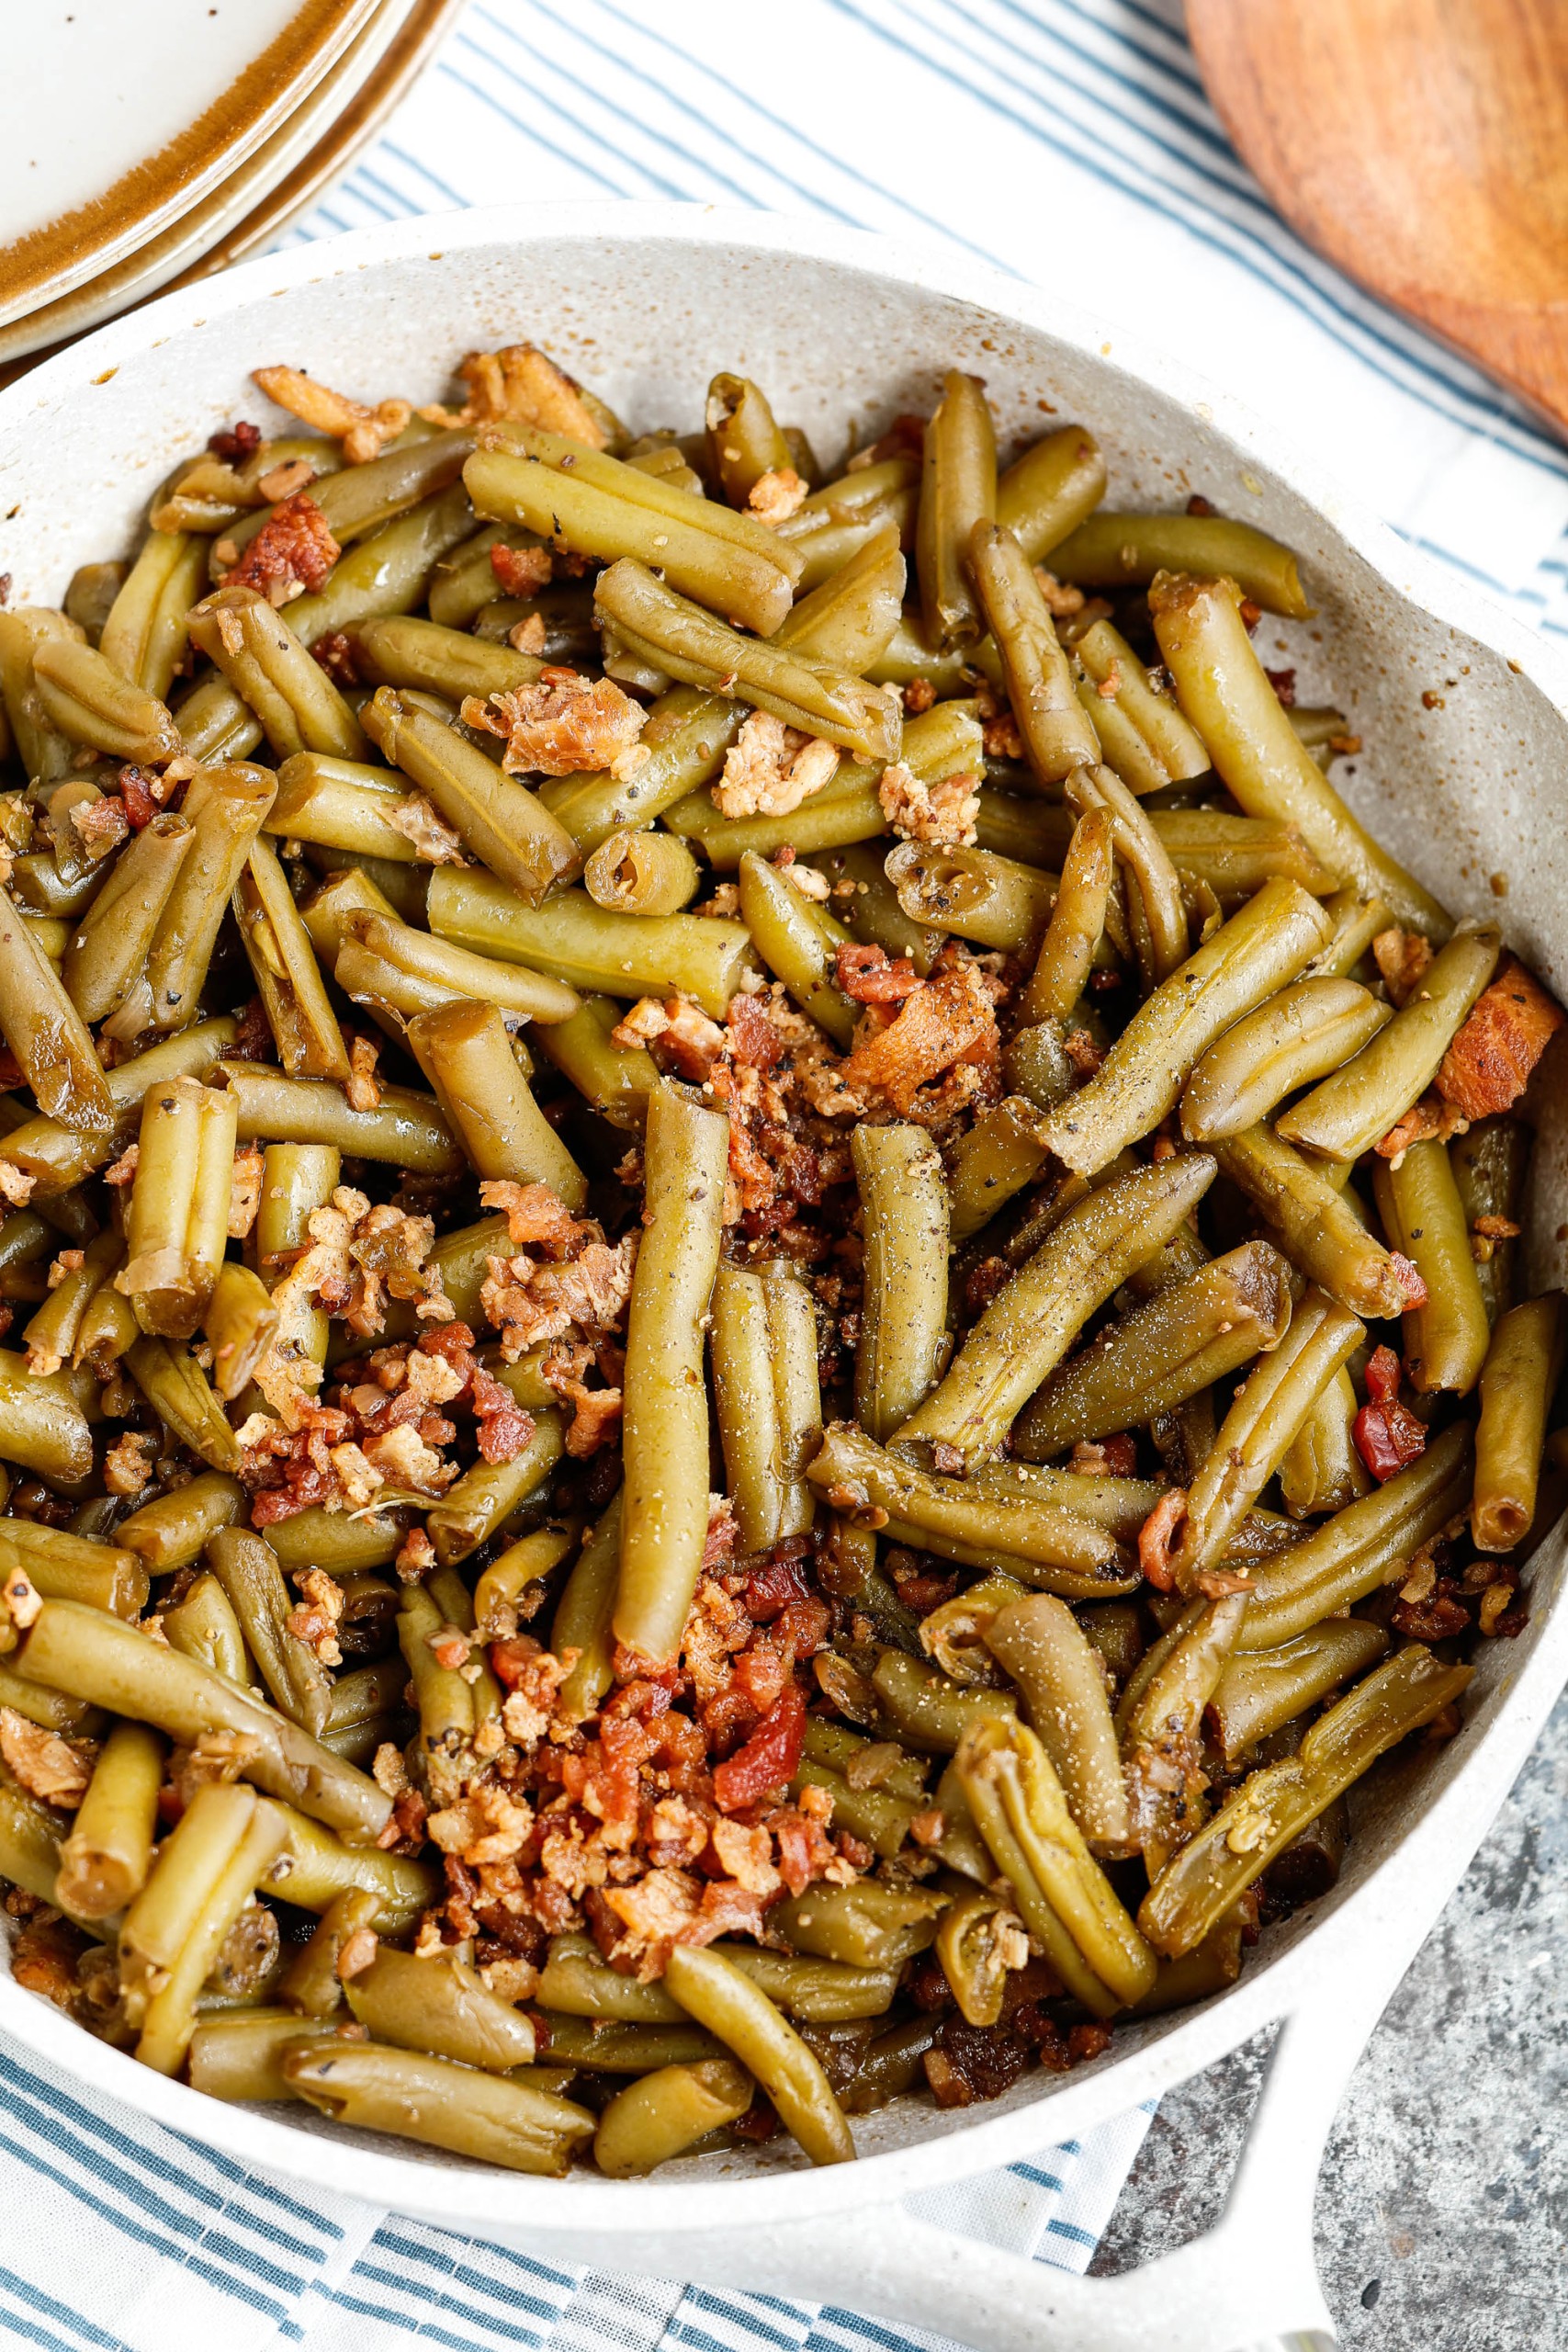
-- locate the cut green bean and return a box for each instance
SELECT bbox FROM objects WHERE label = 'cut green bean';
[1472,1293,1566,1548]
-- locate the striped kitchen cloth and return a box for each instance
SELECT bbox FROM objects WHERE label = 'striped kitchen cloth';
[1,3,1561,2346]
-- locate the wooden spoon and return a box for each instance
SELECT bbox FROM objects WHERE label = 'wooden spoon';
[1186,0,1568,436]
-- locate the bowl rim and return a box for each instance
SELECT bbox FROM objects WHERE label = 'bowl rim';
[2,196,1565,2235]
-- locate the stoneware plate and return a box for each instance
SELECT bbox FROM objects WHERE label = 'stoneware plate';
[0,0,380,332]
[0,204,1563,2352]
[0,0,468,368]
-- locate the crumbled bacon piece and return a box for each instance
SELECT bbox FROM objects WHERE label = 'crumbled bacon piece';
[425,345,608,445]
[712,1684,807,1813]
[208,420,262,464]
[1264,666,1296,707]
[220,492,339,604]
[253,366,411,463]
[71,797,130,860]
[1371,927,1435,1010]
[834,942,919,1003]
[379,794,466,864]
[480,1231,638,1363]
[0,1711,91,1807]
[877,761,980,846]
[312,631,360,687]
[1138,1487,1187,1591]
[595,1867,771,1980]
[714,711,840,820]
[118,766,164,828]
[1353,1349,1427,1482]
[491,541,553,598]
[463,668,645,776]
[746,467,807,526]
[1436,957,1565,1120]
[228,1145,264,1238]
[1376,1091,1469,1159]
[102,1430,155,1498]
[840,959,997,1114]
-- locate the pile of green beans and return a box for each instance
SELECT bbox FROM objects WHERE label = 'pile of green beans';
[0,338,1556,2185]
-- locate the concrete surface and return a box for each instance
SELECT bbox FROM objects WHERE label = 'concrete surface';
[1091,1687,1568,2347]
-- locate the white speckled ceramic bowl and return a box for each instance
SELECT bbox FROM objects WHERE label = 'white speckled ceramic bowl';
[1,205,1563,2352]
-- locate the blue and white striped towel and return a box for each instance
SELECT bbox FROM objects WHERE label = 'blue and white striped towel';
[5,3,1563,2344]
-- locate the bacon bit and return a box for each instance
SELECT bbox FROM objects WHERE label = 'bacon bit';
[229,994,276,1063]
[393,1525,436,1584]
[312,631,360,688]
[712,1684,807,1813]
[1390,1252,1428,1311]
[288,1567,345,1667]
[983,709,1025,762]
[428,345,609,445]
[747,467,807,526]
[1139,1487,1187,1591]
[71,797,130,860]
[102,1430,156,1498]
[840,959,997,1114]
[228,1144,264,1238]
[1376,1091,1469,1160]
[335,1926,379,1981]
[1264,666,1297,707]
[220,492,339,604]
[1353,1355,1427,1482]
[344,1033,382,1114]
[380,793,467,864]
[479,1231,638,1363]
[0,1161,35,1208]
[709,1815,783,1896]
[491,541,553,598]
[1071,1434,1138,1477]
[1032,566,1086,618]
[834,942,920,1003]
[253,365,411,464]
[510,614,548,656]
[1,1568,40,1634]
[463,669,645,776]
[596,1867,771,1980]
[118,766,164,828]
[256,457,317,503]
[209,420,262,464]
[0,1711,91,1807]
[1436,957,1565,1120]
[877,761,980,846]
[1371,927,1435,1010]
[479,1180,593,1258]
[715,710,840,820]
[904,676,937,715]
[847,413,925,469]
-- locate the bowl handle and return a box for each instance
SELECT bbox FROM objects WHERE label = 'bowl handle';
[588,1968,1392,2352]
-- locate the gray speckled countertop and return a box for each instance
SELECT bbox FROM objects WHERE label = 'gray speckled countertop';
[1091,1689,1568,2346]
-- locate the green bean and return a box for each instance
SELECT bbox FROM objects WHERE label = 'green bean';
[983,1595,1130,1849]
[0,1213,52,1280]
[594,559,900,763]
[61,812,194,1024]
[713,1265,803,1551]
[259,1804,434,1928]
[363,687,581,903]
[172,673,265,763]
[16,1598,392,1844]
[0,1662,102,1738]
[583,827,701,916]
[131,763,276,1035]
[118,1075,236,1339]
[283,2041,596,2175]
[220,1061,461,1172]
[0,1777,67,1904]
[123,1335,238,1471]
[1041,880,1332,1174]
[0,1348,95,1482]
[268,753,431,865]
[1209,1622,1391,1761]
[1019,808,1113,1024]
[1141,1644,1470,1958]
[593,2060,754,2178]
[919,1574,1031,1685]
[187,587,367,760]
[397,1581,473,1759]
[551,1494,625,1724]
[539,1928,686,2022]
[31,636,182,765]
[336,909,578,1032]
[209,1526,333,1737]
[472,1517,580,1639]
[836,2015,942,2113]
[426,868,756,1021]
[63,560,130,645]
[1213,1124,1421,1320]
[996,424,1107,564]
[817,842,942,975]
[0,1521,148,1617]
[21,1226,120,1375]
[279,1885,381,2016]
[955,1713,1156,2012]
[135,1789,289,2075]
[1055,514,1308,616]
[99,532,210,699]
[1075,764,1191,983]
[529,991,659,1130]
[917,372,996,650]
[886,839,1055,954]
[0,1015,238,1197]
[1181,978,1390,1142]
[969,519,1100,780]
[896,1154,1216,1469]
[406,1001,585,1206]
[775,521,906,672]
[769,1882,947,1972]
[775,456,919,591]
[1236,1422,1473,1649]
[0,883,113,1132]
[354,613,543,703]
[705,371,793,503]
[738,850,856,1043]
[1150,810,1338,906]
[232,840,347,1081]
[1073,618,1211,795]
[427,522,546,629]
[424,1408,564,1568]
[867,608,1002,695]
[535,2010,725,2071]
[1280,922,1500,1160]
[286,482,477,646]
[1016,1240,1291,1457]
[54,1721,164,1920]
[945,1096,1056,1243]
[186,2011,344,2103]
[663,1942,856,2166]
[1299,888,1391,978]
[344,1945,537,2071]
[1280,1366,1371,1519]
[808,1422,1133,1590]
[614,1084,728,1663]
[1150,572,1445,930]
[1450,1117,1529,1325]
[218,430,469,579]
[1472,1293,1566,1548]
[1373,1140,1491,1395]
[934,1883,1028,2026]
[704,1941,897,2022]
[868,1651,1015,1755]
[162,1570,250,1683]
